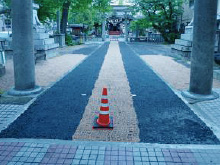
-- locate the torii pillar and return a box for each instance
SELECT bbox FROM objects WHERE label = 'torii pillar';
[182,0,219,101]
[8,0,41,96]
[124,12,128,42]
[102,15,106,41]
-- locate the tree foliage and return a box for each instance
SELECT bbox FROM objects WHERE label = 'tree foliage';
[130,18,151,36]
[34,0,111,34]
[133,0,184,43]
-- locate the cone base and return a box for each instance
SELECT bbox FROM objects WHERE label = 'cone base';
[93,116,113,129]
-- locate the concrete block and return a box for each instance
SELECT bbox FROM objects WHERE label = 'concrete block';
[34,38,55,45]
[33,33,49,40]
[181,34,193,41]
[185,26,193,34]
[34,27,46,33]
[35,43,59,50]
[175,39,192,47]
[171,48,191,59]
[171,44,192,52]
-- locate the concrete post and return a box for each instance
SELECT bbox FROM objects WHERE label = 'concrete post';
[57,10,60,34]
[8,0,41,96]
[182,0,219,101]
[102,19,106,41]
[136,24,139,39]
[125,14,128,42]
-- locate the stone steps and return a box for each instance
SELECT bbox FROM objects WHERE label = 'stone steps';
[181,34,193,41]
[34,27,46,33]
[171,44,192,52]
[185,26,193,34]
[34,38,55,45]
[175,39,192,47]
[34,33,49,40]
[35,43,59,51]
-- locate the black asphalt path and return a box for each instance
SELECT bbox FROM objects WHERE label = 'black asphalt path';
[0,43,109,140]
[119,42,220,144]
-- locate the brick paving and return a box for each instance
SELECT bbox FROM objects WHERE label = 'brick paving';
[0,139,220,164]
[73,41,140,142]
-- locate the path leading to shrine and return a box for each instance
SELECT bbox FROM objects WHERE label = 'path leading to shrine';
[73,41,140,142]
[0,41,219,145]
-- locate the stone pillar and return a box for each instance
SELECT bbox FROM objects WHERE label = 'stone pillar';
[102,19,106,41]
[125,14,128,42]
[136,24,139,38]
[8,0,41,96]
[57,10,60,33]
[182,0,219,101]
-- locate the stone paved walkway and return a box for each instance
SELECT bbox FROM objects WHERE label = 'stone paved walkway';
[1,139,220,164]
[73,41,140,142]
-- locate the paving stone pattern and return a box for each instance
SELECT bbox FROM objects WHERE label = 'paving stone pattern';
[0,104,25,132]
[1,140,220,164]
[194,89,220,139]
[73,41,140,142]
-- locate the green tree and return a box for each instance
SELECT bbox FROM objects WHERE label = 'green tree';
[34,0,61,21]
[3,0,111,35]
[119,0,123,5]
[130,18,151,36]
[34,0,94,34]
[133,0,184,43]
[68,0,112,35]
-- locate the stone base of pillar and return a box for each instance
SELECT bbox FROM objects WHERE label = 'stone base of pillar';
[54,34,65,48]
[8,86,42,96]
[181,90,219,103]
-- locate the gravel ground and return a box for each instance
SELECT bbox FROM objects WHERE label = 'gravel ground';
[119,42,220,144]
[0,43,109,140]
[73,41,140,142]
[128,42,220,90]
[0,52,88,92]
[141,55,220,90]
[128,42,171,55]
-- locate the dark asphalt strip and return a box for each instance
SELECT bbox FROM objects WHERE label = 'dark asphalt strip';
[72,45,99,55]
[119,42,220,144]
[0,42,110,140]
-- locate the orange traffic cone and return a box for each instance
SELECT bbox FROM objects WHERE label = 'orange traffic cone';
[93,87,113,129]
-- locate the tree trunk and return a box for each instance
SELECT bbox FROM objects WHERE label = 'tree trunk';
[60,0,71,34]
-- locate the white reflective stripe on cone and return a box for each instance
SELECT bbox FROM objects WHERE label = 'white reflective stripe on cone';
[102,96,108,99]
[99,111,109,115]
[101,103,109,107]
